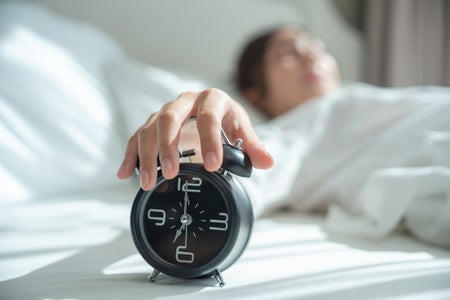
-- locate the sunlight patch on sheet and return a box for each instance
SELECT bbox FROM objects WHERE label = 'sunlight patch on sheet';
[391,288,450,300]
[0,227,121,256]
[0,249,79,281]
[0,198,129,280]
[221,260,450,300]
[0,199,129,232]
[223,217,437,289]
[0,163,30,203]
[102,254,150,275]
[101,215,440,298]
[135,215,449,300]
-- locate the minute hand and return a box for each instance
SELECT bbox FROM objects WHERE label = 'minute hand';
[173,182,190,244]
[183,183,189,214]
[182,182,190,248]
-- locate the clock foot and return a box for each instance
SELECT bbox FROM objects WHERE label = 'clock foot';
[148,269,160,282]
[213,269,225,287]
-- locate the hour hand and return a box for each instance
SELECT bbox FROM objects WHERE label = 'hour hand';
[172,225,184,243]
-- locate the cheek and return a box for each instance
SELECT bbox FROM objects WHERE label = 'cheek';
[264,67,304,109]
[265,72,291,98]
[266,64,300,89]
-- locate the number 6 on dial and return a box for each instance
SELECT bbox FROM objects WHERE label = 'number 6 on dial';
[176,245,195,264]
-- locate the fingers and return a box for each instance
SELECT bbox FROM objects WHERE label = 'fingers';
[116,113,160,190]
[137,114,159,190]
[196,88,274,171]
[225,102,274,170]
[116,133,139,180]
[117,88,274,192]
[157,92,197,178]
[117,92,198,190]
[195,89,230,171]
[242,136,274,170]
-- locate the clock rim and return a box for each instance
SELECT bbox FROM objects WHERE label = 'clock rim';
[130,163,253,279]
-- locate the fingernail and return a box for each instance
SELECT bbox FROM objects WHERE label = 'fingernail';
[205,151,218,169]
[161,158,173,176]
[116,163,125,178]
[264,150,273,159]
[140,169,150,189]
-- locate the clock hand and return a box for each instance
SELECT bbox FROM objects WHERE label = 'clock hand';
[172,224,185,243]
[173,181,190,244]
[184,222,189,247]
[183,182,189,215]
[182,181,190,248]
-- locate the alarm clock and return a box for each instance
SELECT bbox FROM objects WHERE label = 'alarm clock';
[130,128,254,287]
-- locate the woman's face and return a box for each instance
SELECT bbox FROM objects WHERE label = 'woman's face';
[260,28,340,117]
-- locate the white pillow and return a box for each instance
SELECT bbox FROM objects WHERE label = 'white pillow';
[0,2,127,202]
[106,57,209,137]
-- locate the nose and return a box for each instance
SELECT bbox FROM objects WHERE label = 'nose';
[303,45,322,62]
[292,37,326,67]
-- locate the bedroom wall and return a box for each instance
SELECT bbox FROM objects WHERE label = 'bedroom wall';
[19,0,364,85]
[333,0,367,31]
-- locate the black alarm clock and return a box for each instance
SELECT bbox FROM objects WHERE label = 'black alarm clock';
[130,128,254,287]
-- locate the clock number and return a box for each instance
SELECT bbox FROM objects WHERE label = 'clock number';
[147,209,166,226]
[178,177,202,193]
[209,213,229,231]
[175,245,195,263]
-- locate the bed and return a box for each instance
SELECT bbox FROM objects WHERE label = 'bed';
[1,1,450,299]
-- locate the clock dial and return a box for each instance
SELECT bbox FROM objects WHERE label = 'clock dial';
[138,171,232,268]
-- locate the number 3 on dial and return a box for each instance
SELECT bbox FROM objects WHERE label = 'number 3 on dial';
[209,213,229,231]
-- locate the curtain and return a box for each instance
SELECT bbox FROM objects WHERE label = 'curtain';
[365,0,450,87]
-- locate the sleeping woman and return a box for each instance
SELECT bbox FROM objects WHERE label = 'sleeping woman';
[117,25,450,248]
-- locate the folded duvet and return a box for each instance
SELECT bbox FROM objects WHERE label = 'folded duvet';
[243,83,450,248]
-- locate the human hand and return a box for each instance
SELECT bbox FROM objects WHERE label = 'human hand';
[116,88,274,190]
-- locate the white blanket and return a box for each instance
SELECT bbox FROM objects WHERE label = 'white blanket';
[245,83,450,248]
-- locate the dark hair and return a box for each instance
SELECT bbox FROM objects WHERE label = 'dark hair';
[234,27,278,94]
[233,24,309,96]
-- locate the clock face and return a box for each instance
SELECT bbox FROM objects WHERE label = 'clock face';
[136,168,232,269]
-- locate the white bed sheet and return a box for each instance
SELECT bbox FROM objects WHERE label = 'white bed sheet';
[1,184,450,300]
